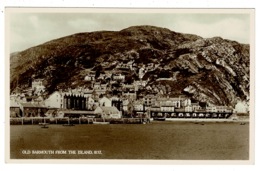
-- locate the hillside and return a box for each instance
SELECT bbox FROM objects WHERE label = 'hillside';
[10,25,250,106]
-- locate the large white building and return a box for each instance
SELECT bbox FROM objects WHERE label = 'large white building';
[45,91,63,108]
[234,101,249,113]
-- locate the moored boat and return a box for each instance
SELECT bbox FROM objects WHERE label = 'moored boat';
[93,121,110,124]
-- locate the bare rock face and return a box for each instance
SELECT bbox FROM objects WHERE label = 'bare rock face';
[10,25,249,107]
[174,37,249,106]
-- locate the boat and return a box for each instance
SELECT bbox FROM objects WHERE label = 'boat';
[93,121,110,124]
[63,124,75,126]
[153,117,166,121]
[39,122,49,128]
[93,117,110,124]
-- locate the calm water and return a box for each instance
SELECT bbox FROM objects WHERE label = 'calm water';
[10,121,249,160]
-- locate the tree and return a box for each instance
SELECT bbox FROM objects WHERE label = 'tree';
[125,73,134,84]
[94,65,103,79]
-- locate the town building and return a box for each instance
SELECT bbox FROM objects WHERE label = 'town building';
[45,91,63,108]
[138,67,145,79]
[31,79,45,94]
[216,106,233,113]
[156,97,180,108]
[93,82,108,95]
[111,99,123,112]
[99,96,112,107]
[63,94,87,110]
[10,100,21,117]
[86,97,96,110]
[57,110,96,118]
[133,100,145,111]
[122,99,130,113]
[94,106,122,119]
[112,73,125,81]
[143,94,157,106]
[191,102,201,112]
[84,74,95,81]
[206,106,217,113]
[184,106,193,112]
[45,91,87,110]
[234,101,249,113]
[20,102,47,117]
[134,80,148,87]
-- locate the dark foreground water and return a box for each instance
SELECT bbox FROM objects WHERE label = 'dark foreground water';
[10,121,249,160]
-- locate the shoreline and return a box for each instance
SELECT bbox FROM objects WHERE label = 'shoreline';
[9,117,249,125]
[160,118,249,123]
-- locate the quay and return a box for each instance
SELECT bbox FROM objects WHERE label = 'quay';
[9,117,151,125]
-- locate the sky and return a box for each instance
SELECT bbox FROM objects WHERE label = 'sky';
[8,9,252,53]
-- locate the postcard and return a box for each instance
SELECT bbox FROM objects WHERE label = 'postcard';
[5,8,255,164]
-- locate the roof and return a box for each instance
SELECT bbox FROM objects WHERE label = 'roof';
[157,97,185,101]
[45,109,56,114]
[49,91,62,97]
[150,106,160,109]
[133,100,143,105]
[123,84,135,88]
[99,97,111,102]
[160,102,175,107]
[84,91,94,94]
[175,108,186,112]
[215,106,233,109]
[195,109,207,112]
[100,106,119,114]
[20,103,46,108]
[61,110,95,115]
[10,101,20,107]
[123,100,129,105]
[191,102,200,106]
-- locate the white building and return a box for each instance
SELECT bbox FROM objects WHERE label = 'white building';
[185,106,193,112]
[181,98,192,107]
[87,97,96,110]
[206,106,217,113]
[122,99,130,112]
[112,73,125,81]
[160,106,174,112]
[134,80,148,87]
[99,97,112,107]
[45,91,63,108]
[234,101,249,113]
[94,106,122,119]
[84,74,95,81]
[157,97,182,108]
[191,102,201,112]
[32,79,45,93]
[139,67,145,79]
[133,102,144,111]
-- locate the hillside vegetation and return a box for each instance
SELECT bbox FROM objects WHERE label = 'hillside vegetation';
[10,25,250,106]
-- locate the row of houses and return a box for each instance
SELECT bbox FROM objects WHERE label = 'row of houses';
[132,96,233,117]
[84,73,126,82]
[10,89,235,118]
[10,102,122,119]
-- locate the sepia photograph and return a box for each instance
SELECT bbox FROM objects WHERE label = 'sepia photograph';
[5,8,254,163]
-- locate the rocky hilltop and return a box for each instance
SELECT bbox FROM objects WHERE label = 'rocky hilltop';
[10,25,250,106]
